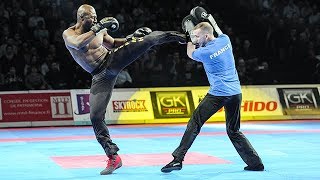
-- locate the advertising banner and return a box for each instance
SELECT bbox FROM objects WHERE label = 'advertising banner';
[277,88,320,115]
[0,92,73,122]
[70,89,154,124]
[191,87,283,121]
[150,91,195,119]
[110,90,154,122]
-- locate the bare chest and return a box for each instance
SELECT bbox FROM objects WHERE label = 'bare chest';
[87,33,104,49]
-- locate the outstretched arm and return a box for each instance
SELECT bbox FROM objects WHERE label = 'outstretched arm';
[113,38,127,47]
[102,32,126,49]
[103,27,152,49]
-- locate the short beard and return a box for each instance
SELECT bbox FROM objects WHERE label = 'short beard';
[82,22,92,32]
[201,40,208,47]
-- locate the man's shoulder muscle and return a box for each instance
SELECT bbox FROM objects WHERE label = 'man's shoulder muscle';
[63,26,76,36]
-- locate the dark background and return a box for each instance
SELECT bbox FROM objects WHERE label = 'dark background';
[0,0,319,91]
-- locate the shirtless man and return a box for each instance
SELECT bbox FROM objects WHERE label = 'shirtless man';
[62,4,185,175]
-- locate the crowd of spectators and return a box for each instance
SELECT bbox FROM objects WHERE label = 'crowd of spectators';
[0,0,319,91]
[236,0,320,84]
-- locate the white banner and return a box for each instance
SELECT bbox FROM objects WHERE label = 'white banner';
[70,89,154,125]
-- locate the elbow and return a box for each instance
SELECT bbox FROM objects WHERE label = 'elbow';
[69,43,82,50]
[72,41,85,50]
[73,45,81,50]
[65,38,83,50]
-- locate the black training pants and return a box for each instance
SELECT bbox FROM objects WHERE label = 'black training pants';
[89,31,184,155]
[172,93,263,167]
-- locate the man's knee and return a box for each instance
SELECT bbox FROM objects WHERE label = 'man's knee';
[148,31,165,37]
[143,31,164,42]
[90,110,105,123]
[144,31,186,45]
[187,114,203,134]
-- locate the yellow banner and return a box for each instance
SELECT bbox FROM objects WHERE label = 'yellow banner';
[191,87,283,121]
[110,90,154,123]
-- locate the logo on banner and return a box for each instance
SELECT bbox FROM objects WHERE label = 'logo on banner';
[112,100,147,112]
[150,91,195,118]
[277,88,320,115]
[198,94,206,103]
[0,98,2,120]
[75,94,90,115]
[197,94,278,112]
[50,96,73,118]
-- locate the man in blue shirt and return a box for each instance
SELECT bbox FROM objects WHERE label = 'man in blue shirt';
[161,13,264,173]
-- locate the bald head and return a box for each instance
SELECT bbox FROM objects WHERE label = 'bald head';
[77,4,96,21]
[194,22,214,35]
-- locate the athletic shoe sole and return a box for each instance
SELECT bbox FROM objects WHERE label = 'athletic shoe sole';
[161,166,182,173]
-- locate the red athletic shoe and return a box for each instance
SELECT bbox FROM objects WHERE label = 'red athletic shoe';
[100,155,122,175]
